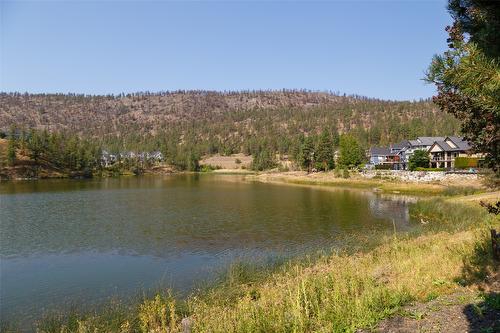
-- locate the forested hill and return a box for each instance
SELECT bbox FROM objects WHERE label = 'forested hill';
[0,91,460,155]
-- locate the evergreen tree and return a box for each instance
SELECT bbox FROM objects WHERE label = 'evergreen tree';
[426,0,500,172]
[7,124,17,166]
[7,138,17,166]
[251,147,276,171]
[299,136,314,172]
[315,129,335,171]
[186,150,200,171]
[28,130,42,163]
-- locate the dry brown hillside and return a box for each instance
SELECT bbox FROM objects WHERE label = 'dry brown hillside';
[0,91,461,153]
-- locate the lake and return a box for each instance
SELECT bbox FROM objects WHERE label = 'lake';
[0,174,419,328]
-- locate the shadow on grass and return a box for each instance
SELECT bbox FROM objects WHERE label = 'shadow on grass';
[455,232,498,287]
[459,231,500,332]
[463,292,500,333]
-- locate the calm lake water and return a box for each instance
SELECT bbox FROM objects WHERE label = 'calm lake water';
[0,174,418,328]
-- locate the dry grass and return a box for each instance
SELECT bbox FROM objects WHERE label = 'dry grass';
[200,154,252,170]
[450,191,500,205]
[249,171,488,196]
[187,227,496,333]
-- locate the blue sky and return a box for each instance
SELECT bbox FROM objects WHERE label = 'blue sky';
[1,1,451,100]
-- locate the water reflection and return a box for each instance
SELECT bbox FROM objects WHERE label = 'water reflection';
[0,175,419,327]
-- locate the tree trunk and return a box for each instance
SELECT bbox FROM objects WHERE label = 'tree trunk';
[491,229,500,261]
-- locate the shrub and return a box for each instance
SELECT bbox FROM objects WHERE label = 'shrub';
[409,150,430,171]
[454,157,479,169]
[342,167,350,178]
[375,164,392,170]
[200,164,222,172]
[415,167,445,172]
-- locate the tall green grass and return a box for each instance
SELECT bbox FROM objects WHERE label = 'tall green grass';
[409,199,492,232]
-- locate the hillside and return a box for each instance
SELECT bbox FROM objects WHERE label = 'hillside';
[0,91,460,155]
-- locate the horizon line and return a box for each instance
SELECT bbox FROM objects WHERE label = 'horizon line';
[0,89,434,103]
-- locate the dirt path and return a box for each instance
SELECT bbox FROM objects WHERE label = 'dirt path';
[361,274,499,333]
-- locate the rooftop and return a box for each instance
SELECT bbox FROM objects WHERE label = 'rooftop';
[416,137,446,146]
[370,147,391,155]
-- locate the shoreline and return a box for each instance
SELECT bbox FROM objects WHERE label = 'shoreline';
[246,170,492,196]
[2,167,497,200]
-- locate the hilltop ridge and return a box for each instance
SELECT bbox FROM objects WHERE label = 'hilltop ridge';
[0,91,459,154]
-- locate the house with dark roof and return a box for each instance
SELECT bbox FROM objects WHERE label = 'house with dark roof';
[369,146,402,169]
[397,137,446,170]
[369,147,391,165]
[390,141,410,169]
[368,136,482,170]
[428,136,477,168]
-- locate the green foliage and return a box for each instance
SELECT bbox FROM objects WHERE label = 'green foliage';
[315,129,335,171]
[338,134,365,168]
[334,166,342,177]
[7,139,16,166]
[1,91,462,171]
[23,129,101,174]
[414,167,445,172]
[298,136,314,171]
[409,150,430,171]
[426,1,500,172]
[138,294,178,333]
[375,164,392,170]
[342,167,350,178]
[171,148,200,171]
[447,0,500,59]
[454,157,479,169]
[251,148,276,171]
[200,164,221,172]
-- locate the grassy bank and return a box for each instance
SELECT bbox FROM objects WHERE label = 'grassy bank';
[248,171,488,196]
[4,196,497,333]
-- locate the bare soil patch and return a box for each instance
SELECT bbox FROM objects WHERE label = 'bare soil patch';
[200,153,252,170]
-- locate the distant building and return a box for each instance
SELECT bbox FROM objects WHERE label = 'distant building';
[368,136,483,170]
[100,150,163,167]
[369,147,401,169]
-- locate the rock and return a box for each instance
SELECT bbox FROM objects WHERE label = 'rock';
[182,317,193,333]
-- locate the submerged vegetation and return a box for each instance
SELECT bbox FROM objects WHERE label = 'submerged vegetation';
[4,198,496,333]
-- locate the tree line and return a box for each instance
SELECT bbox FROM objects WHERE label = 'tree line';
[2,125,372,175]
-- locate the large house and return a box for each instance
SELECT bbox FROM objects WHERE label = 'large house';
[402,137,445,166]
[368,136,481,170]
[428,136,473,168]
[369,137,440,170]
